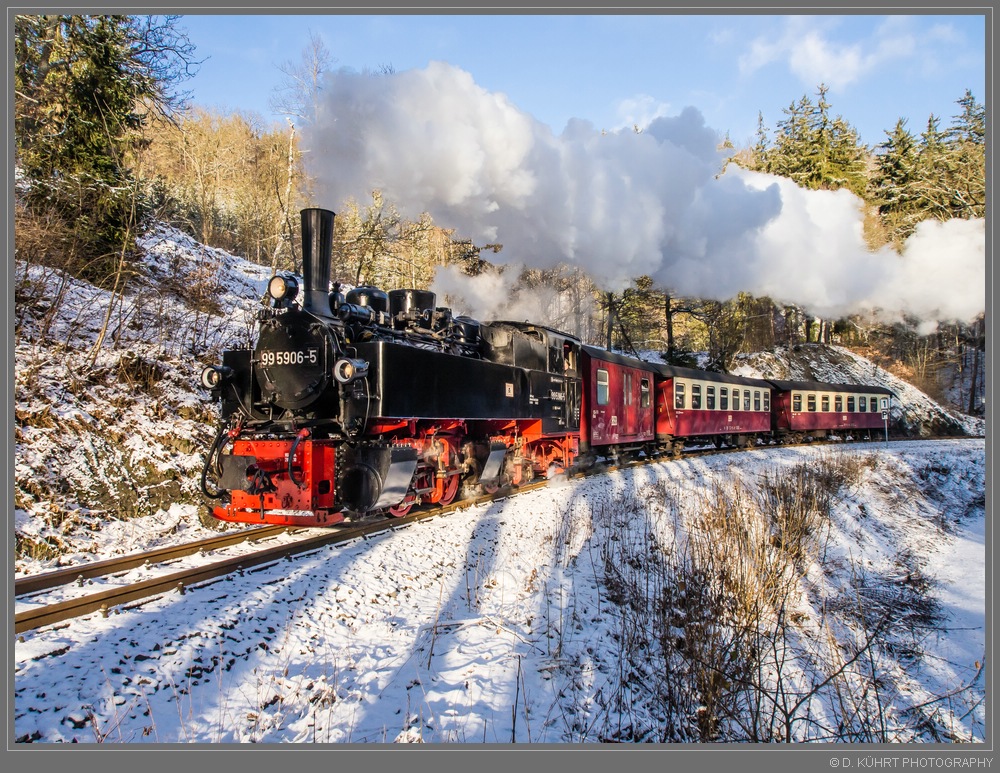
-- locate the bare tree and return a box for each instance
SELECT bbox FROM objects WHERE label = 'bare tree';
[269,28,335,126]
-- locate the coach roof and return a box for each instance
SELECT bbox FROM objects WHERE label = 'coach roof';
[766,379,896,397]
[648,362,774,389]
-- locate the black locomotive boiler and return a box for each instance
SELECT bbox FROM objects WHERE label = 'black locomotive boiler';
[200,207,583,526]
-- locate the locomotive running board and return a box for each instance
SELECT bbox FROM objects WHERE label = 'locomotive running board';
[370,445,420,510]
[479,442,508,483]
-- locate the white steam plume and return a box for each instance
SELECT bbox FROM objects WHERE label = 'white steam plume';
[303,61,985,326]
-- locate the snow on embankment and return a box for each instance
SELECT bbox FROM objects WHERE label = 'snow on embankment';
[14,223,269,570]
[731,344,985,438]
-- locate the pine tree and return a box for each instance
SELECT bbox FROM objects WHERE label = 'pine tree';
[869,118,922,245]
[910,92,986,225]
[943,89,986,220]
[14,15,196,279]
[764,85,868,196]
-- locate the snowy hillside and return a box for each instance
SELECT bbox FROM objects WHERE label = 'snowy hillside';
[730,347,986,438]
[14,440,987,743]
[13,220,989,745]
[14,223,269,570]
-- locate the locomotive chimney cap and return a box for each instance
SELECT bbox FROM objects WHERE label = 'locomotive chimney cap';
[300,208,336,318]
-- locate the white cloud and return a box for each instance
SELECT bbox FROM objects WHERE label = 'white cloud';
[613,94,672,130]
[740,16,917,91]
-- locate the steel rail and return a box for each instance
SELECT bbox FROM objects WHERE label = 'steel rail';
[14,524,292,597]
[13,485,535,635]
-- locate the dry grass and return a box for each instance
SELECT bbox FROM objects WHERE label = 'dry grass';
[582,451,966,742]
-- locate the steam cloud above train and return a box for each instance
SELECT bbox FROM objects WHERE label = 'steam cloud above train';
[300,62,984,328]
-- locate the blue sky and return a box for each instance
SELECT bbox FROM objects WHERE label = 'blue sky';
[177,12,987,148]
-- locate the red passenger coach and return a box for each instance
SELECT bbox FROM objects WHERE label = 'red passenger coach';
[768,380,894,441]
[652,365,774,454]
[580,346,656,460]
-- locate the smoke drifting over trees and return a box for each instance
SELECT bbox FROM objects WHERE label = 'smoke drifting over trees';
[302,61,984,327]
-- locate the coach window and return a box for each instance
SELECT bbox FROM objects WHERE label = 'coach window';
[720,387,729,410]
[675,382,686,410]
[744,391,751,411]
[763,391,770,412]
[834,395,842,412]
[692,384,702,409]
[640,378,650,408]
[859,396,867,412]
[821,395,830,412]
[847,396,856,412]
[792,393,802,412]
[597,369,609,406]
[754,391,761,411]
[870,397,880,413]
[707,385,716,409]
[624,372,633,406]
[732,389,740,410]
[807,394,817,412]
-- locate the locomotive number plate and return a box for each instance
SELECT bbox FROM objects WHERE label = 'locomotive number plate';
[259,347,319,367]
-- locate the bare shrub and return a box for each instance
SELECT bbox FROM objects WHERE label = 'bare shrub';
[582,449,957,742]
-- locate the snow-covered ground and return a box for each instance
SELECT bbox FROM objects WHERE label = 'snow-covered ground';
[14,439,986,744]
[13,219,989,745]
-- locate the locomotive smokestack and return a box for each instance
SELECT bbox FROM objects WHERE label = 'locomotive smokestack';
[300,207,336,317]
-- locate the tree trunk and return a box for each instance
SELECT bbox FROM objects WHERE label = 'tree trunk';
[605,292,615,350]
[272,118,297,276]
[665,293,675,360]
[968,318,981,414]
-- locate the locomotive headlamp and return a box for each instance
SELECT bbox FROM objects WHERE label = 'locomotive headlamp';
[268,273,299,303]
[333,357,369,384]
[200,365,233,390]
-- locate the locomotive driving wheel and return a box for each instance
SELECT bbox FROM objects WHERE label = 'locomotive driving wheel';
[438,471,461,505]
[388,494,417,517]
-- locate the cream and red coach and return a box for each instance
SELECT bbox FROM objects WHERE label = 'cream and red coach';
[651,364,775,454]
[766,380,894,442]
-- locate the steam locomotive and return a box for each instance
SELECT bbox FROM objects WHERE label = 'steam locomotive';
[198,207,894,527]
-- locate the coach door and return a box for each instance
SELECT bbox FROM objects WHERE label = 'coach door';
[622,370,638,438]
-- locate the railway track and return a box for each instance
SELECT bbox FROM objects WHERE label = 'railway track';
[13,478,554,635]
[14,434,977,636]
